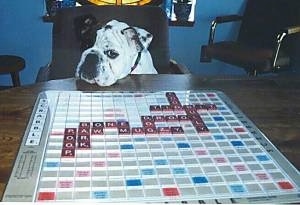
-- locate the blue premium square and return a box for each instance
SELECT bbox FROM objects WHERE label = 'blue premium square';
[120,144,134,149]
[256,155,269,161]
[177,143,190,148]
[213,116,224,121]
[192,176,208,184]
[126,179,142,186]
[231,141,244,146]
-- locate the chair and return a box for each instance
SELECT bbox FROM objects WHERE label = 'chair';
[0,55,25,88]
[37,5,189,82]
[200,0,300,76]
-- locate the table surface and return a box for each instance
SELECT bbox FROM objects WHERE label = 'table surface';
[1,74,300,200]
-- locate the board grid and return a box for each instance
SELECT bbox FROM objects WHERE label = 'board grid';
[3,90,300,203]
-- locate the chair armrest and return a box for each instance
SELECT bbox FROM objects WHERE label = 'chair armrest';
[35,63,51,82]
[214,15,243,24]
[272,25,300,68]
[208,15,243,45]
[170,59,191,74]
[282,25,300,35]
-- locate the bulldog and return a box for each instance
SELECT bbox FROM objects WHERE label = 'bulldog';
[75,19,157,86]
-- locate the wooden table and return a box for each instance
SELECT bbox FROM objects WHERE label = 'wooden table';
[1,74,300,199]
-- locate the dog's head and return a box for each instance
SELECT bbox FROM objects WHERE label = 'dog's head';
[75,19,154,86]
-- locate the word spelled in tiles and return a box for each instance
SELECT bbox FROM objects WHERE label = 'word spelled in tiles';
[14,91,300,203]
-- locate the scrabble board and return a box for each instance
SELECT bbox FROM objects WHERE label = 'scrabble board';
[2,90,300,203]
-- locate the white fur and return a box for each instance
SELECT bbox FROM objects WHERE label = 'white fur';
[75,20,157,86]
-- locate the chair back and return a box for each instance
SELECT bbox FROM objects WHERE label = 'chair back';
[49,5,170,80]
[238,0,300,49]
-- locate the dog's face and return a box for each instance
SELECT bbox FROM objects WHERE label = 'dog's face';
[75,20,153,86]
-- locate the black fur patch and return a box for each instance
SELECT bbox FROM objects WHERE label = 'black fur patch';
[74,14,98,51]
[104,25,112,30]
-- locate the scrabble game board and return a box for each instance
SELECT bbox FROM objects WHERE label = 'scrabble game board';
[2,90,300,203]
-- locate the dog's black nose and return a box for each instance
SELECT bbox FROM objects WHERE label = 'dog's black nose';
[80,53,99,79]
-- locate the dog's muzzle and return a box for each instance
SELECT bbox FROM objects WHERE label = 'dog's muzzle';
[78,53,99,80]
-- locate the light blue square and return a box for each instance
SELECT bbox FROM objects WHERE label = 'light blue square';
[154,159,168,165]
[45,162,60,167]
[141,168,155,175]
[213,135,225,140]
[206,123,217,128]
[230,185,246,193]
[173,167,187,174]
[161,137,172,141]
[134,138,146,142]
[93,191,108,199]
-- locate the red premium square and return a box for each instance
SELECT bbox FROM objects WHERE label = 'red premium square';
[278,181,294,190]
[37,192,55,201]
[163,187,180,196]
[234,127,246,132]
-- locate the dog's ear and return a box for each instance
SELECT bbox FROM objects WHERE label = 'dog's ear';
[121,26,153,52]
[74,14,98,51]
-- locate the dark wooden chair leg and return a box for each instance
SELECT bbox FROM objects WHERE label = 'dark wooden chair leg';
[247,69,257,76]
[200,45,212,62]
[0,55,25,88]
[11,72,21,87]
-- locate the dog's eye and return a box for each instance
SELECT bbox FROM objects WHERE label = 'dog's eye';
[104,49,119,59]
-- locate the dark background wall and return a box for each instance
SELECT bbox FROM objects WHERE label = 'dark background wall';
[0,0,250,86]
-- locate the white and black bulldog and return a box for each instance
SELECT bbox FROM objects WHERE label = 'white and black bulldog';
[75,19,157,86]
